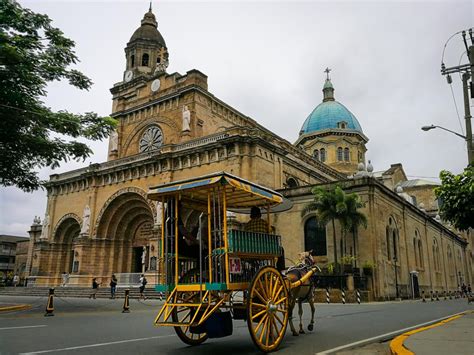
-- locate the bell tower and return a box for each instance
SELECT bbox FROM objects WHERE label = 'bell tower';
[123,4,169,83]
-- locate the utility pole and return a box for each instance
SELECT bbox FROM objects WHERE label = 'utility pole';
[440,28,474,166]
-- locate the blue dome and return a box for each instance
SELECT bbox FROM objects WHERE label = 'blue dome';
[300,100,363,134]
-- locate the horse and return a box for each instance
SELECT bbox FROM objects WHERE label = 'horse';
[284,251,319,336]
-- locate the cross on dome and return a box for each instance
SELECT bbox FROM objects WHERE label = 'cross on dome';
[324,67,331,80]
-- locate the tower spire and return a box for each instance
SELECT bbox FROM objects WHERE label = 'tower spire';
[322,67,335,102]
[149,1,152,12]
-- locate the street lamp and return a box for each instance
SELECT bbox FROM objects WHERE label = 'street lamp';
[421,125,467,140]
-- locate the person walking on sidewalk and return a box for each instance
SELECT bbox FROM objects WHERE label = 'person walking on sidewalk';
[89,278,100,299]
[139,274,147,300]
[110,274,117,299]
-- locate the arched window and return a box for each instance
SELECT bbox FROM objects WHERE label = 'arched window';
[130,54,135,68]
[337,147,343,161]
[392,230,398,261]
[286,177,298,188]
[313,149,319,161]
[414,237,418,266]
[358,151,362,163]
[304,217,327,256]
[418,240,423,267]
[142,53,149,67]
[156,56,161,64]
[344,148,350,161]
[320,148,326,162]
[386,226,391,259]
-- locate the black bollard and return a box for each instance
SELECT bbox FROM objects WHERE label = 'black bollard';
[430,290,434,302]
[44,288,55,317]
[436,290,440,301]
[122,289,130,313]
[422,290,426,302]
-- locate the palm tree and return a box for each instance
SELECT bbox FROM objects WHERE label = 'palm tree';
[340,192,368,267]
[301,185,347,268]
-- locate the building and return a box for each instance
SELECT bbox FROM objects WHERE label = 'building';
[0,235,29,284]
[25,7,472,299]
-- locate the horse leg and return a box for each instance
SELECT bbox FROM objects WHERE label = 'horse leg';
[307,298,315,331]
[298,300,305,334]
[288,297,299,336]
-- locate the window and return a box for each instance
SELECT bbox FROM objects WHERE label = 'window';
[156,56,161,64]
[392,230,398,261]
[337,147,343,161]
[358,151,362,162]
[139,126,163,152]
[418,240,423,267]
[130,54,135,68]
[344,148,350,161]
[313,149,319,161]
[414,238,418,266]
[320,148,326,162]
[286,177,298,188]
[304,217,326,256]
[142,53,149,67]
[386,226,391,259]
[337,121,347,129]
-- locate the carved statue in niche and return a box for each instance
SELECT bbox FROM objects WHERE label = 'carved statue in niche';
[40,213,50,240]
[182,105,191,132]
[109,130,118,152]
[80,205,91,235]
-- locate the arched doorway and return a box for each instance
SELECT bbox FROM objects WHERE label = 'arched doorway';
[95,191,155,275]
[53,215,81,275]
[304,217,326,256]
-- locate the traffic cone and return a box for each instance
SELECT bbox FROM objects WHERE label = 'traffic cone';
[122,289,130,313]
[44,288,55,317]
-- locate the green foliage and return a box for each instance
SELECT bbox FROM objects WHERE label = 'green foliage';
[0,0,117,192]
[326,262,335,275]
[341,255,357,265]
[435,166,474,231]
[362,260,376,269]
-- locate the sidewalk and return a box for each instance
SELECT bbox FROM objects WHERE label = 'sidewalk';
[396,311,474,355]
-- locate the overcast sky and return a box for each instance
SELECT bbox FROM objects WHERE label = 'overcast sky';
[1,0,472,237]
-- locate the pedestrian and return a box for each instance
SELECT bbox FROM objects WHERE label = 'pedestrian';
[12,274,19,287]
[468,284,472,296]
[139,274,147,300]
[110,274,117,299]
[89,278,100,299]
[461,283,467,297]
[61,271,69,287]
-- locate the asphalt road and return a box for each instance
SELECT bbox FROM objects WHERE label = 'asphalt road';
[0,295,472,355]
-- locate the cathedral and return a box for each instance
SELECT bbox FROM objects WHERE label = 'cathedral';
[25,7,472,300]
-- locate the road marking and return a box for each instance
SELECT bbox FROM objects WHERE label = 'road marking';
[315,310,469,354]
[0,325,47,331]
[20,334,175,354]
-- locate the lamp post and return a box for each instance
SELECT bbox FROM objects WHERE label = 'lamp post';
[421,125,472,164]
[393,256,399,299]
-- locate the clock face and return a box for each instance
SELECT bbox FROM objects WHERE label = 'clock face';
[124,70,133,83]
[151,79,161,92]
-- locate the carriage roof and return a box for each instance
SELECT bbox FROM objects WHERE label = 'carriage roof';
[147,171,283,209]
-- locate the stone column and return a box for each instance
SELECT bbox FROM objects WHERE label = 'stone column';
[25,219,42,277]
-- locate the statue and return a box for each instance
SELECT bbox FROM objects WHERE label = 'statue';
[40,213,50,240]
[141,246,147,264]
[110,130,118,152]
[80,205,91,235]
[33,216,41,225]
[155,202,163,226]
[182,105,191,132]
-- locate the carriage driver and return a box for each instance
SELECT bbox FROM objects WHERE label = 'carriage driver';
[244,206,269,233]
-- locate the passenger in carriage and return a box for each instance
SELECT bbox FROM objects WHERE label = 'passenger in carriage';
[244,206,269,233]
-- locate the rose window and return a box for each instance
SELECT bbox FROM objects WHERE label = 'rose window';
[139,126,163,152]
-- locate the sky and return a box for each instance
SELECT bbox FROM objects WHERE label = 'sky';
[1,0,473,237]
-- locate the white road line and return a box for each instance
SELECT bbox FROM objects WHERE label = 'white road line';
[316,310,468,354]
[0,325,47,331]
[20,334,175,354]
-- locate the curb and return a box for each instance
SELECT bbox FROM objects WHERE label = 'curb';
[389,312,468,354]
[0,304,32,313]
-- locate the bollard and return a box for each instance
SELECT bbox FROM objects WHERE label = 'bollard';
[44,288,55,317]
[430,290,434,302]
[356,289,361,304]
[436,290,440,301]
[122,289,130,313]
[422,290,426,302]
[326,287,330,304]
[341,288,346,304]
[444,291,447,300]
[449,290,452,300]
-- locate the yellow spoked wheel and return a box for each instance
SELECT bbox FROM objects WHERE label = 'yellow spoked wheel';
[247,266,289,353]
[171,269,208,346]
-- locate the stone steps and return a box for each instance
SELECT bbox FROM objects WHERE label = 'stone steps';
[0,287,164,299]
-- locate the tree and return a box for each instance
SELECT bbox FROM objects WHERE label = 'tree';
[340,192,367,267]
[301,185,347,267]
[435,166,474,231]
[0,0,116,192]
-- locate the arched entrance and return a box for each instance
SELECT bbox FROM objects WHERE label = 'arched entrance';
[95,191,155,275]
[52,214,81,275]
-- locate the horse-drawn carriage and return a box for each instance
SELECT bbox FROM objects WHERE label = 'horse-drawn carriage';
[148,172,319,352]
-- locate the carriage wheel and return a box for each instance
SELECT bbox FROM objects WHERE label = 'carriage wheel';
[247,266,288,352]
[171,268,208,346]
